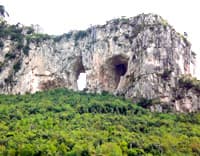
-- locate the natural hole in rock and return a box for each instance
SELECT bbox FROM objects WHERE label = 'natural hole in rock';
[115,64,127,76]
[75,59,86,91]
[114,62,127,88]
[107,55,128,89]
[77,72,86,90]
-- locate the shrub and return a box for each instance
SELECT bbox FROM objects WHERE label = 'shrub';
[138,98,160,108]
[26,27,34,34]
[53,36,62,42]
[179,75,200,92]
[112,18,120,25]
[138,98,152,108]
[74,31,87,41]
[191,51,196,57]
[53,32,73,42]
[26,33,51,44]
[8,26,23,42]
[5,52,16,59]
[0,61,4,72]
[127,148,144,156]
[98,143,123,156]
[23,45,30,55]
[161,69,172,80]
[161,18,168,27]
[63,32,73,40]
[120,18,129,25]
[4,74,12,84]
[145,144,163,155]
[16,41,24,50]
[13,60,21,73]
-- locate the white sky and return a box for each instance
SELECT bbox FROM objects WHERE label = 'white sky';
[1,0,200,78]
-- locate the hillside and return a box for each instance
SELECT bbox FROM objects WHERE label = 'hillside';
[0,88,200,155]
[0,13,199,112]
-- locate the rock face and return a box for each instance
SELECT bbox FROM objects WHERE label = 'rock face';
[0,13,198,112]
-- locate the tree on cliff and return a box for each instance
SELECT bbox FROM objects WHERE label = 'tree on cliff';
[0,5,9,18]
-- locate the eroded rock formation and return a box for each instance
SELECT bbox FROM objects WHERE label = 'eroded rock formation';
[0,13,199,112]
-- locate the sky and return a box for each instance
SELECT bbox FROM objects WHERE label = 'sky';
[1,0,200,80]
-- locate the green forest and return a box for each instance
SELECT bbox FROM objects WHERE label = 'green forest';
[0,89,200,156]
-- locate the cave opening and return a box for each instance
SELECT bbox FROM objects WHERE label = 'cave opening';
[106,55,128,90]
[113,62,128,89]
[115,64,127,76]
[74,58,86,91]
[77,72,86,91]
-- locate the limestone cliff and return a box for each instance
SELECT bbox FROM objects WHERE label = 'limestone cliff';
[0,13,198,112]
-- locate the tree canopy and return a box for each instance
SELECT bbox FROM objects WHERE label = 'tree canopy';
[0,5,9,18]
[0,88,199,155]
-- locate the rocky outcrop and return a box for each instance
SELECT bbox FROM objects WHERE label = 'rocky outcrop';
[0,13,198,112]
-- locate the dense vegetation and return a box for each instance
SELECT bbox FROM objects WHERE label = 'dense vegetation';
[0,89,200,155]
[179,75,200,92]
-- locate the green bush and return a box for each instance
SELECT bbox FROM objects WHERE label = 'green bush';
[13,60,21,73]
[0,61,4,72]
[74,31,87,41]
[53,32,73,42]
[98,143,122,156]
[16,40,24,50]
[127,148,144,156]
[120,18,129,25]
[26,33,51,43]
[179,75,200,92]
[161,69,172,80]
[5,52,16,59]
[4,74,12,84]
[23,45,30,55]
[26,27,34,34]
[138,98,154,108]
